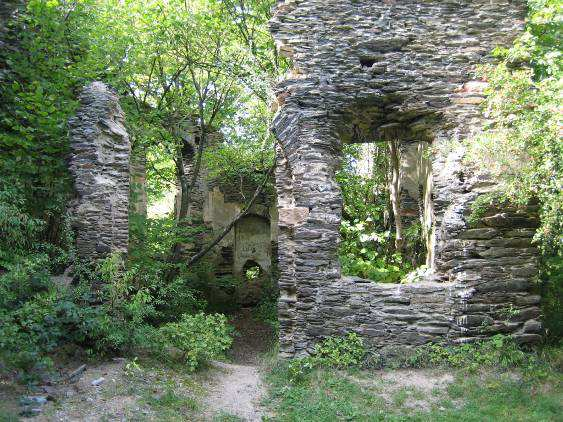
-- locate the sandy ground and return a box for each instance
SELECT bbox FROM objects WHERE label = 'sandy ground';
[202,361,265,421]
[200,308,274,421]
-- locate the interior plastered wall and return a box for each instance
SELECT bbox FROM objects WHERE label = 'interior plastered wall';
[204,187,278,275]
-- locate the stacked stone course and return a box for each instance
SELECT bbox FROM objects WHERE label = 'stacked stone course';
[270,0,541,357]
[68,82,131,261]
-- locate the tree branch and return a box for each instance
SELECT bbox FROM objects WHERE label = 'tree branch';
[187,164,274,266]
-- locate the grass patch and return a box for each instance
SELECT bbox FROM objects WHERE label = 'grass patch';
[264,363,562,421]
[213,412,245,421]
[265,365,387,421]
[0,410,19,422]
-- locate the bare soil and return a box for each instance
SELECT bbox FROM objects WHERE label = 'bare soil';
[201,308,274,421]
[0,309,274,422]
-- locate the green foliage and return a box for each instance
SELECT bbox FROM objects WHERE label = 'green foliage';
[159,313,233,371]
[465,0,562,254]
[410,335,541,374]
[313,333,366,367]
[0,0,113,238]
[0,187,45,268]
[0,254,59,377]
[130,214,208,260]
[540,255,563,341]
[0,240,226,379]
[337,145,414,282]
[288,333,366,383]
[205,140,275,197]
[251,264,280,332]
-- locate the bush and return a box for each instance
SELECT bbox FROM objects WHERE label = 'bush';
[252,268,280,332]
[409,335,538,373]
[0,245,224,380]
[288,333,366,383]
[0,254,58,377]
[313,332,366,367]
[0,188,45,268]
[159,313,233,371]
[540,255,563,341]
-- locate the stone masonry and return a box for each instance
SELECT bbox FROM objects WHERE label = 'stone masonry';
[68,82,131,261]
[270,1,541,357]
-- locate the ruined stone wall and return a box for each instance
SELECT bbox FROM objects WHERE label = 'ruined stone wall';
[204,184,278,277]
[68,82,130,261]
[270,0,540,357]
[316,276,541,358]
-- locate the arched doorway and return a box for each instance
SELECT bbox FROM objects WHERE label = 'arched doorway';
[234,214,271,277]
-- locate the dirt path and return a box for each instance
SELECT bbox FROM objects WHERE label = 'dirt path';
[202,308,274,421]
[0,309,274,421]
[203,361,265,421]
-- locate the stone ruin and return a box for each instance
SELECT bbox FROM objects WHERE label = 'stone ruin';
[68,83,278,289]
[66,1,543,359]
[270,0,542,357]
[68,82,131,260]
[202,183,278,279]
[171,120,279,282]
[197,178,278,306]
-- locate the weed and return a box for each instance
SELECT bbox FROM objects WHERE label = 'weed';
[213,412,245,422]
[287,333,365,382]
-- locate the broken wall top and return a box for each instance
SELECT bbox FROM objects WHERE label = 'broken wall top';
[271,0,526,142]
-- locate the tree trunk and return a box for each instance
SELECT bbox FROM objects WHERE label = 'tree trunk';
[388,139,404,252]
[176,146,191,222]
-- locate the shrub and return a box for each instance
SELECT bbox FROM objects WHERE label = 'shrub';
[410,335,537,373]
[0,254,58,377]
[288,333,366,383]
[252,269,280,332]
[313,332,366,367]
[540,255,563,341]
[0,188,45,268]
[0,249,216,380]
[158,313,233,371]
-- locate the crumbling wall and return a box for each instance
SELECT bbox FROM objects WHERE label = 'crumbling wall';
[204,185,278,277]
[270,0,540,357]
[68,81,130,261]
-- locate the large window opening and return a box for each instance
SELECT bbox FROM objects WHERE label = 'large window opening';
[337,140,433,283]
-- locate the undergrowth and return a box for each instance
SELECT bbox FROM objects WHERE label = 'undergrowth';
[0,188,233,382]
[265,334,563,421]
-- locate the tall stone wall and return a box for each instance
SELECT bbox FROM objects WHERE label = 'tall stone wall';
[270,0,541,357]
[68,82,131,261]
